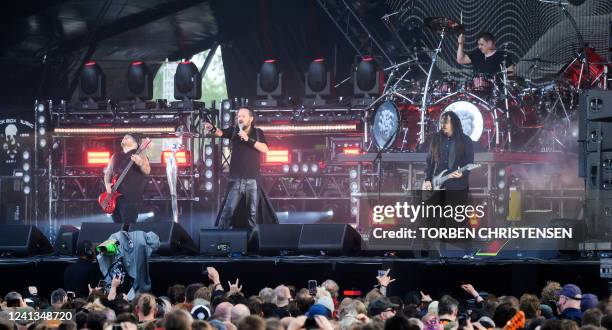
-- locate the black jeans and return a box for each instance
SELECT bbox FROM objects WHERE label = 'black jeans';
[218,179,258,229]
[111,198,139,224]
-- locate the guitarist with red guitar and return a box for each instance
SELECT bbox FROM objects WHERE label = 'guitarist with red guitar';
[102,134,151,224]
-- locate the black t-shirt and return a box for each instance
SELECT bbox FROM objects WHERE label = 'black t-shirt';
[221,126,267,179]
[111,149,147,204]
[468,50,513,75]
[63,259,102,298]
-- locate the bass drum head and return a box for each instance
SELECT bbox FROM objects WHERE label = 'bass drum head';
[372,101,400,150]
[440,101,484,142]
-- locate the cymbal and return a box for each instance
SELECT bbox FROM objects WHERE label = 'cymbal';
[424,17,465,33]
[521,58,559,65]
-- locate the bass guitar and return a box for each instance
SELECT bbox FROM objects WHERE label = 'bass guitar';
[432,163,481,190]
[98,138,151,214]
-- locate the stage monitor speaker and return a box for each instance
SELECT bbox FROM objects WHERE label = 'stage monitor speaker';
[0,225,53,257]
[253,224,302,254]
[583,89,612,121]
[586,151,612,193]
[585,198,612,240]
[199,229,248,255]
[77,223,123,248]
[130,222,198,255]
[298,224,362,255]
[55,225,79,256]
[586,121,612,152]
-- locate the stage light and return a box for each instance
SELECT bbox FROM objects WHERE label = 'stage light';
[221,99,231,111]
[23,163,30,171]
[259,60,280,93]
[351,206,358,216]
[23,186,31,195]
[204,181,213,191]
[36,103,45,113]
[307,59,328,92]
[310,163,319,173]
[291,164,299,173]
[205,146,213,156]
[205,170,213,179]
[87,151,110,165]
[223,113,231,123]
[23,175,30,184]
[497,193,506,202]
[343,147,361,155]
[301,164,309,173]
[161,151,190,166]
[498,168,506,177]
[174,60,202,101]
[39,138,47,148]
[127,61,153,100]
[498,181,506,189]
[282,164,290,173]
[354,56,380,96]
[22,151,30,160]
[257,123,358,134]
[256,59,282,106]
[205,158,213,167]
[496,206,505,215]
[79,61,105,101]
[37,115,45,124]
[54,127,176,134]
[38,127,46,136]
[349,169,358,179]
[350,182,359,193]
[264,149,290,164]
[305,58,331,105]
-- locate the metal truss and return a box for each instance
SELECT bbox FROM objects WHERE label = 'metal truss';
[317,0,393,65]
[261,173,351,200]
[51,172,199,203]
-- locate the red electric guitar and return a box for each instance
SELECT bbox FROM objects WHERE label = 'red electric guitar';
[98,138,151,214]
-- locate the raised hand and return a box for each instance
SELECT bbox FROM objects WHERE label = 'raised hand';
[228,278,243,294]
[376,268,396,287]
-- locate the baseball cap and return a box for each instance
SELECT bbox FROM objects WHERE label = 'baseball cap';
[556,284,582,300]
[368,297,400,316]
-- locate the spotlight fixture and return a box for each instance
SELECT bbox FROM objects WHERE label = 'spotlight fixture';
[256,59,282,106]
[304,58,330,106]
[79,61,105,101]
[174,60,202,101]
[127,61,153,101]
[352,56,381,106]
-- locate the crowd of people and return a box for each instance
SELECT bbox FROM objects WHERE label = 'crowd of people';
[1,262,611,330]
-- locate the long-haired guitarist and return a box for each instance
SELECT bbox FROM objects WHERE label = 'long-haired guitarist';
[423,111,474,191]
[104,134,151,224]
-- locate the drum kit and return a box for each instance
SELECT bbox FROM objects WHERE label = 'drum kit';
[369,16,611,153]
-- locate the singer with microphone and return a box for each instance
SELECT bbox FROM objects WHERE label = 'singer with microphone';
[204,107,278,229]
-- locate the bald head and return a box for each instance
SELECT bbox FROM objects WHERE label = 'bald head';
[231,304,250,324]
[213,302,233,323]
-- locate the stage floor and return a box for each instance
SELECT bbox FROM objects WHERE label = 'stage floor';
[1,255,608,299]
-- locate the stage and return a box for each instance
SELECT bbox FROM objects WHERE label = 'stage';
[1,255,609,300]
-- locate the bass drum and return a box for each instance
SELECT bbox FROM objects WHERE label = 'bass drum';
[429,99,497,148]
[371,101,422,152]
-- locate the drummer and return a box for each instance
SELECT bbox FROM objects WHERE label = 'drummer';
[456,32,515,76]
